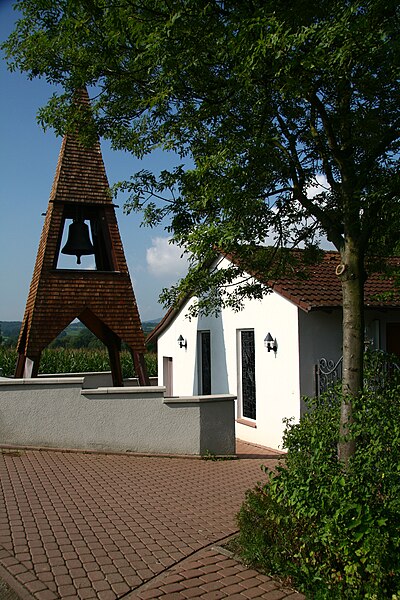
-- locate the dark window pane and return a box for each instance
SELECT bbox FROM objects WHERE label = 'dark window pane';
[241,330,256,420]
[201,331,211,394]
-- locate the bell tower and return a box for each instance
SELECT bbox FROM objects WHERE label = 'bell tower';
[15,89,149,386]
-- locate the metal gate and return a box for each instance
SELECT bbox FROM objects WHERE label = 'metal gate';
[315,351,400,398]
[315,357,343,398]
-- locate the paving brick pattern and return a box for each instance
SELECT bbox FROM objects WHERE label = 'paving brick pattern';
[0,443,304,599]
[129,546,303,599]
[0,577,23,600]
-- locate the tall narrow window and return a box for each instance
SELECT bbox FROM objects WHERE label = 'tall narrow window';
[198,331,211,395]
[239,330,256,420]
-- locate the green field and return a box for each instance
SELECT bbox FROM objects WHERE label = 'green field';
[0,319,160,348]
[0,347,157,379]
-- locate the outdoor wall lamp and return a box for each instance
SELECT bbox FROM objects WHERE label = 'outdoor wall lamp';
[264,332,278,354]
[178,335,187,349]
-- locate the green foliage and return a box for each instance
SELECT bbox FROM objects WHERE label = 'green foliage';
[201,449,236,461]
[3,0,400,456]
[0,347,157,379]
[142,352,157,378]
[48,327,105,349]
[39,348,111,375]
[236,361,400,598]
[0,347,17,377]
[0,321,20,347]
[2,0,399,314]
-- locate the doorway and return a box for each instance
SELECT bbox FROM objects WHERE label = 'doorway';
[163,356,173,396]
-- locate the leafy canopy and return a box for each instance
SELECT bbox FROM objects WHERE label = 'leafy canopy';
[3,0,400,312]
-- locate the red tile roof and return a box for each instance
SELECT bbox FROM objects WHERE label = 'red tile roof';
[147,249,400,345]
[227,248,400,312]
[272,252,400,312]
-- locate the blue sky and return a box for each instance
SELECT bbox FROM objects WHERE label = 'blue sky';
[0,1,189,322]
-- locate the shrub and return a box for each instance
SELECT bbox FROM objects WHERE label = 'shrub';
[236,357,400,599]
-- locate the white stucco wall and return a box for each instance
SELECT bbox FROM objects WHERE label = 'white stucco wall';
[156,255,400,450]
[157,297,201,397]
[157,259,301,450]
[223,289,301,450]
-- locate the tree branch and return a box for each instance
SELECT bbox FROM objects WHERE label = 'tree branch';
[309,103,340,193]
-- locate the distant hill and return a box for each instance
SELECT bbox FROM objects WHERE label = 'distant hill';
[0,321,21,339]
[0,318,161,346]
[141,319,162,334]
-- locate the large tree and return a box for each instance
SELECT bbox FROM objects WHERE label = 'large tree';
[3,0,400,463]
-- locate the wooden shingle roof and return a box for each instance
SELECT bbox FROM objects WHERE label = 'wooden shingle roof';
[16,89,147,382]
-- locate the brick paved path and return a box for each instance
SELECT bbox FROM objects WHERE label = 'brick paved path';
[0,444,304,599]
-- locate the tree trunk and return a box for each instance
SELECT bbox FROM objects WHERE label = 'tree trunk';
[338,238,364,467]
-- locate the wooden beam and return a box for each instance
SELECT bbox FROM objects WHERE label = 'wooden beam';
[132,351,151,386]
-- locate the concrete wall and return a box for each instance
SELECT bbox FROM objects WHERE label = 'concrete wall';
[0,377,235,456]
[37,372,159,389]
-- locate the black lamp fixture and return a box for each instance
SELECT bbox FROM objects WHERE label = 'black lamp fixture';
[264,332,278,354]
[178,335,187,349]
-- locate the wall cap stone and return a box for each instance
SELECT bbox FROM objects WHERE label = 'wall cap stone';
[0,377,85,386]
[82,386,166,395]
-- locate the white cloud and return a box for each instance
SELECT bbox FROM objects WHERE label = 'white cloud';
[146,237,189,278]
[306,174,329,199]
[260,174,335,250]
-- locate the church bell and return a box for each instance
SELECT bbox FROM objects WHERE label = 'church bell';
[61,218,95,264]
